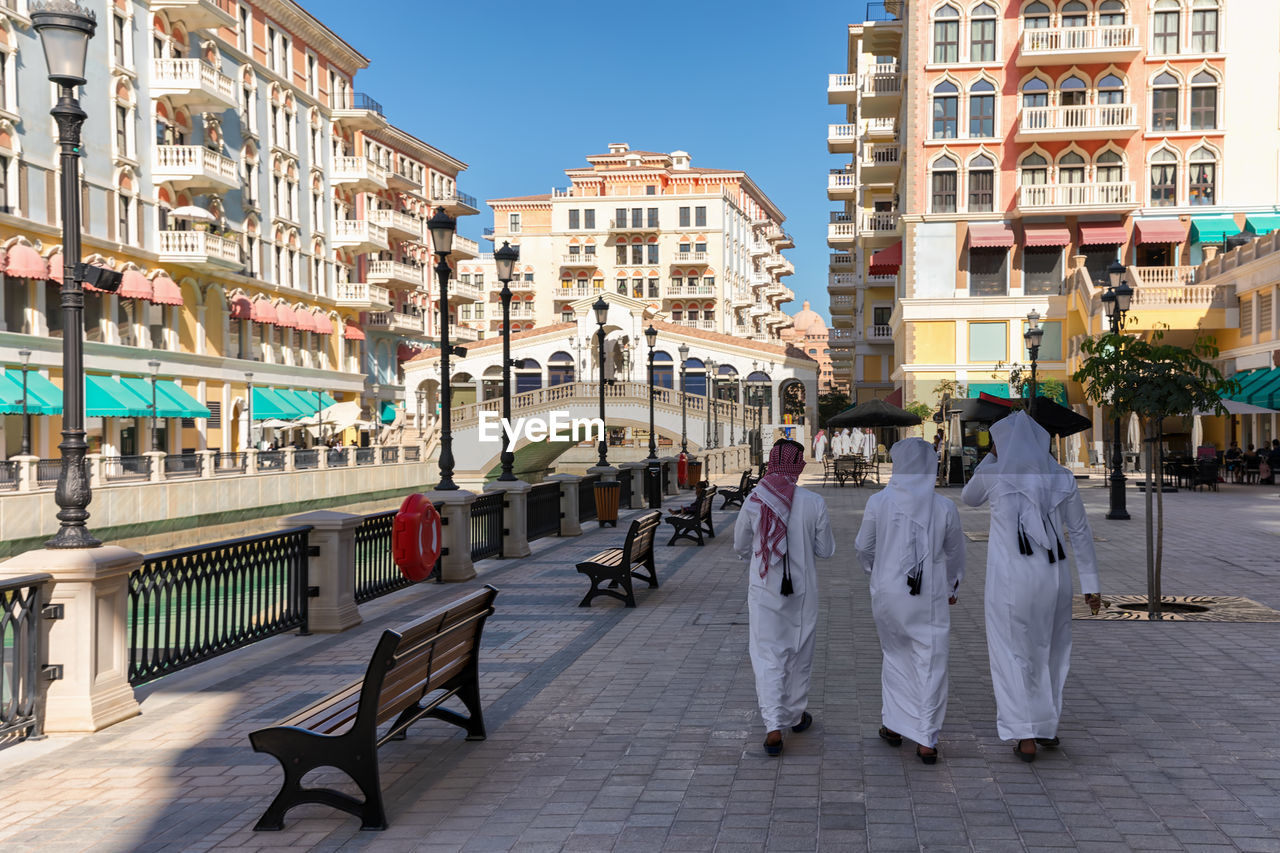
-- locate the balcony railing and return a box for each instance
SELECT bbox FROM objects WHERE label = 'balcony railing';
[1020,24,1139,57]
[153,145,238,189]
[332,218,389,250]
[367,311,425,333]
[331,156,389,188]
[862,212,900,233]
[828,73,858,100]
[830,252,855,268]
[335,282,391,306]
[367,260,425,287]
[561,253,599,266]
[338,91,384,116]
[1019,103,1137,136]
[830,272,859,290]
[831,294,854,308]
[869,324,893,341]
[673,252,709,264]
[157,230,241,266]
[151,57,235,107]
[1018,182,1136,210]
[830,328,855,346]
[429,189,479,213]
[1129,266,1198,288]
[1130,284,1233,309]
[863,70,902,96]
[609,218,660,232]
[828,124,858,144]
[367,208,422,237]
[863,143,900,168]
[453,236,480,257]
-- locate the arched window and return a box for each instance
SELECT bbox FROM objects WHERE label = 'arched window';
[1097,73,1125,105]
[1150,149,1179,207]
[970,3,997,62]
[1058,152,1087,204]
[969,154,995,212]
[1022,1,1051,29]
[969,79,996,137]
[1099,0,1127,27]
[1190,70,1218,129]
[933,5,960,63]
[1153,0,1181,55]
[1191,0,1219,52]
[1096,149,1124,185]
[1189,146,1217,206]
[1022,77,1049,110]
[1020,152,1048,186]
[1152,72,1179,130]
[932,81,959,139]
[1061,0,1088,27]
[1060,75,1087,109]
[931,156,958,213]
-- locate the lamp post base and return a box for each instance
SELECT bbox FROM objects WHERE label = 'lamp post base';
[1106,473,1130,520]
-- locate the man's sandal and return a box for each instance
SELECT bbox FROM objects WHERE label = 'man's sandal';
[878,727,903,747]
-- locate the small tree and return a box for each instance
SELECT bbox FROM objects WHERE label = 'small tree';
[818,389,851,427]
[1073,331,1236,619]
[905,401,933,437]
[995,362,1066,404]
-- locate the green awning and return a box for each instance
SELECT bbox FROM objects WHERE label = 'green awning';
[119,377,188,419]
[251,387,297,421]
[1189,214,1240,244]
[156,381,210,419]
[1247,370,1280,409]
[1245,214,1280,236]
[276,389,318,418]
[968,382,1010,399]
[1228,369,1272,400]
[380,402,398,424]
[86,375,152,417]
[5,369,63,415]
[0,374,25,414]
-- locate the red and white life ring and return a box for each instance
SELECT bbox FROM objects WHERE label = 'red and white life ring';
[393,493,442,581]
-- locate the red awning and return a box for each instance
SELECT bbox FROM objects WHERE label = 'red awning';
[5,244,47,279]
[869,241,902,275]
[229,293,252,320]
[294,309,317,334]
[273,303,298,329]
[883,387,903,408]
[312,312,334,336]
[119,269,152,300]
[47,252,66,285]
[149,274,183,306]
[1023,224,1072,247]
[343,321,365,341]
[1135,219,1188,244]
[968,222,1016,248]
[250,298,277,324]
[1078,222,1127,246]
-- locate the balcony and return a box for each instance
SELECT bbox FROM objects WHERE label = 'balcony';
[157,230,241,270]
[731,292,754,308]
[332,219,389,253]
[368,208,423,241]
[367,260,426,289]
[331,92,386,131]
[828,170,858,200]
[1017,181,1136,213]
[450,324,482,342]
[830,252,855,270]
[429,190,479,217]
[828,219,857,246]
[434,279,484,304]
[556,284,600,300]
[749,272,771,288]
[862,64,902,98]
[830,294,854,315]
[830,328,855,348]
[560,253,599,268]
[750,239,771,257]
[335,282,391,311]
[766,311,792,327]
[331,156,389,192]
[666,283,716,297]
[868,324,893,342]
[1016,103,1138,141]
[1017,25,1140,66]
[1129,283,1233,310]
[776,259,795,278]
[828,73,858,105]
[764,254,785,271]
[749,303,770,317]
[151,58,236,112]
[861,211,901,236]
[828,123,858,154]
[861,143,900,178]
[829,272,859,292]
[609,218,660,233]
[366,311,426,336]
[149,0,236,31]
[453,236,480,259]
[153,145,238,193]
[1128,266,1198,288]
[673,252,710,265]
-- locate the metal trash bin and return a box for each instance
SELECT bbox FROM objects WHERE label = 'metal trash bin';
[594,480,620,528]
[646,460,663,509]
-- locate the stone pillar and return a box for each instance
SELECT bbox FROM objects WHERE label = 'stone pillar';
[196,449,215,479]
[1203,245,1220,262]
[279,510,362,633]
[427,489,477,582]
[347,447,359,468]
[619,462,646,509]
[662,457,679,495]
[283,446,296,473]
[13,455,38,492]
[145,450,165,483]
[246,448,259,474]
[587,464,618,482]
[318,447,330,469]
[547,473,583,536]
[484,480,532,559]
[0,546,143,732]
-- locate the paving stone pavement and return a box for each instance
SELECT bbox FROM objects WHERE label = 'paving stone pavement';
[2,474,1280,852]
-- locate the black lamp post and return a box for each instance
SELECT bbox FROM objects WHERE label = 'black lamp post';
[18,348,31,456]
[677,343,689,454]
[1024,310,1043,418]
[371,383,381,447]
[428,207,465,489]
[592,296,610,468]
[494,240,520,481]
[148,359,161,453]
[705,358,716,449]
[645,325,658,460]
[737,378,744,447]
[34,0,98,547]
[415,386,426,438]
[245,372,254,451]
[1103,259,1133,521]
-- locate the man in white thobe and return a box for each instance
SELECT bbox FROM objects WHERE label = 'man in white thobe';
[734,439,835,756]
[813,429,828,460]
[962,412,1102,762]
[862,429,878,460]
[855,438,965,763]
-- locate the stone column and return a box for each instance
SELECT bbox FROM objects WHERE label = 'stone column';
[547,473,583,536]
[619,462,646,509]
[587,464,618,482]
[427,489,477,582]
[246,448,259,474]
[283,446,296,473]
[484,480,532,559]
[662,457,679,495]
[145,450,165,483]
[13,455,37,492]
[197,449,216,479]
[279,510,362,633]
[318,446,330,469]
[0,546,143,732]
[347,447,359,468]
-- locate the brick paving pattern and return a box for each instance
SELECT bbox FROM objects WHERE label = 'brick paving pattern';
[1,475,1279,852]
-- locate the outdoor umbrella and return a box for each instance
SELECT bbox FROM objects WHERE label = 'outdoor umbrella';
[1193,398,1276,416]
[168,205,217,222]
[827,397,922,429]
[975,393,1092,438]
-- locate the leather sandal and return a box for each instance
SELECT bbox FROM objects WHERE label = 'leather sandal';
[1035,737,1060,748]
[791,712,813,734]
[1015,739,1037,762]
[764,732,783,757]
[878,726,903,747]
[916,745,938,765]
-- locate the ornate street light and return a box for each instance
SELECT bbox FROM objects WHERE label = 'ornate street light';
[645,325,658,460]
[18,348,31,456]
[148,359,161,453]
[415,386,427,438]
[494,240,520,481]
[245,372,254,451]
[593,296,610,468]
[677,342,689,454]
[705,358,716,449]
[1023,310,1043,417]
[1103,258,1133,521]
[370,383,381,447]
[428,207,466,489]
[33,0,99,547]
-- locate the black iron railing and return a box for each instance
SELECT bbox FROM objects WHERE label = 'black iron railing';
[618,467,633,508]
[403,446,421,462]
[381,446,399,464]
[528,482,561,541]
[164,454,201,478]
[294,449,319,470]
[327,447,349,467]
[0,460,18,491]
[212,451,247,475]
[104,455,152,482]
[0,573,51,742]
[470,492,503,561]
[257,450,284,471]
[354,510,410,603]
[128,526,311,686]
[36,458,62,487]
[355,447,375,465]
[579,474,599,522]
[350,92,384,115]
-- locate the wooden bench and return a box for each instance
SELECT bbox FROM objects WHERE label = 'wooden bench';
[719,470,754,509]
[249,585,499,831]
[666,484,718,546]
[576,511,661,607]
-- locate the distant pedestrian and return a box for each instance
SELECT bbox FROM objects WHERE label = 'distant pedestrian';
[734,439,835,757]
[856,437,965,764]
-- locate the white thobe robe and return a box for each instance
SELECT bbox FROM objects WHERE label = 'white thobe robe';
[734,487,836,732]
[862,432,878,459]
[962,456,1100,741]
[855,493,965,747]
[814,432,828,459]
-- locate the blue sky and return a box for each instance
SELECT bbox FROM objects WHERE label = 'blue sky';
[304,0,870,320]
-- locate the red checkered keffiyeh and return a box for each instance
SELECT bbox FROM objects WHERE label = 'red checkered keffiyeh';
[750,440,807,579]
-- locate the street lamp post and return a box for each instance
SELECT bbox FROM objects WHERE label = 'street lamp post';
[645,325,658,460]
[148,359,161,453]
[428,208,465,489]
[245,372,254,451]
[593,297,610,468]
[415,386,426,438]
[370,383,380,447]
[1024,310,1043,418]
[677,343,689,454]
[494,240,520,481]
[705,358,716,449]
[18,349,31,456]
[1103,259,1133,521]
[34,0,99,547]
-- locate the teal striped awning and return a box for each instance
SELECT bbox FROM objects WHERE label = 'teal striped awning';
[380,402,398,424]
[86,375,152,417]
[250,387,297,421]
[275,389,316,419]
[1245,214,1280,236]
[1226,368,1280,409]
[4,368,63,415]
[1190,214,1240,244]
[968,382,1011,399]
[156,381,211,419]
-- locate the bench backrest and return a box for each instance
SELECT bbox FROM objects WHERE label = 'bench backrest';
[699,485,718,520]
[738,470,752,491]
[359,585,499,730]
[623,510,662,566]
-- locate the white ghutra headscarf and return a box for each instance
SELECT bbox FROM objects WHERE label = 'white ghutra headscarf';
[986,412,1075,561]
[882,438,940,593]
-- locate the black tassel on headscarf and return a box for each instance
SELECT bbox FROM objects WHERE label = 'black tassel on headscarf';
[779,553,793,596]
[1056,537,1066,561]
[1017,522,1031,555]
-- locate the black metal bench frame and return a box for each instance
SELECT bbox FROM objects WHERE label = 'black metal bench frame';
[666,485,717,546]
[576,511,661,607]
[720,470,754,509]
[249,585,499,831]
